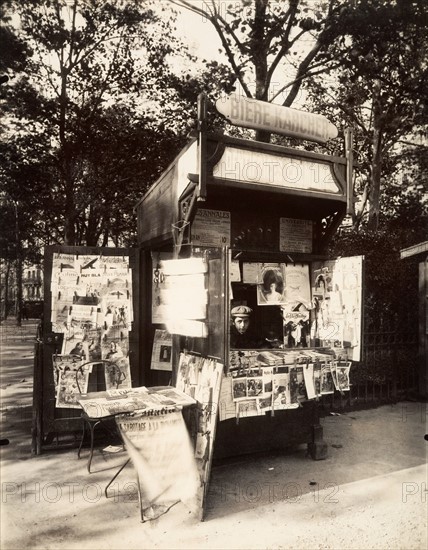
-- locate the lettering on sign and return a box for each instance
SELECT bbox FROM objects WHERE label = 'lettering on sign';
[191,209,231,247]
[280,218,313,253]
[213,147,340,194]
[216,94,338,143]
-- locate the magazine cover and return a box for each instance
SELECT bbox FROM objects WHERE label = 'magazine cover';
[55,367,89,409]
[333,362,351,391]
[218,375,236,422]
[236,399,260,418]
[83,326,102,362]
[52,354,83,396]
[51,252,133,351]
[313,363,322,397]
[320,364,335,395]
[101,334,129,362]
[150,329,173,372]
[257,263,287,306]
[232,375,247,400]
[272,372,291,410]
[104,357,132,390]
[289,366,307,403]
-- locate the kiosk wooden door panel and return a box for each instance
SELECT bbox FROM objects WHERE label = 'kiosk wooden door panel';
[34,245,141,452]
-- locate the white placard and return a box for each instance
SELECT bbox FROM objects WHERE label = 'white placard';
[166,319,208,338]
[229,260,241,282]
[242,262,259,284]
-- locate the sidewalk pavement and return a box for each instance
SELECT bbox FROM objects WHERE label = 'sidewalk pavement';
[1,323,427,549]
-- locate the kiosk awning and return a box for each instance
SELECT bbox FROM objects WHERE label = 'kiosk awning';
[136,132,350,249]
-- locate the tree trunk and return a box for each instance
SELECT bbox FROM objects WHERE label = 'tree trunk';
[3,261,11,320]
[63,155,76,245]
[253,0,271,144]
[64,200,76,245]
[368,80,383,231]
[16,255,22,327]
[255,129,272,142]
[368,127,382,230]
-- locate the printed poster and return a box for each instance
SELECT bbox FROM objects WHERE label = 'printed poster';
[283,264,311,306]
[52,354,83,397]
[104,357,132,390]
[175,353,224,518]
[152,254,207,327]
[229,258,241,282]
[242,262,259,284]
[272,372,291,410]
[312,256,363,360]
[257,263,287,306]
[50,252,134,395]
[320,364,335,395]
[150,329,173,371]
[55,366,90,409]
[279,218,312,253]
[332,361,351,392]
[191,209,231,247]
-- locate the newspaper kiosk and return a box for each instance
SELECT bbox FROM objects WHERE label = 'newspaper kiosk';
[135,95,363,516]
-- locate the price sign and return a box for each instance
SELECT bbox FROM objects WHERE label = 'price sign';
[191,209,231,247]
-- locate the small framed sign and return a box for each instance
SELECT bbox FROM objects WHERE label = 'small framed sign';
[279,218,312,253]
[191,209,231,247]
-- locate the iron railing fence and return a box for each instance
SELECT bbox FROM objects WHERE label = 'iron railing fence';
[320,315,420,412]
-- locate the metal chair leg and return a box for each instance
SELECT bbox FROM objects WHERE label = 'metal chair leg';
[77,418,86,460]
[87,419,101,473]
[104,458,131,498]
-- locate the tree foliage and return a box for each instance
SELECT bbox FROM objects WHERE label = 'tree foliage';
[172,0,355,141]
[305,0,428,230]
[0,0,204,248]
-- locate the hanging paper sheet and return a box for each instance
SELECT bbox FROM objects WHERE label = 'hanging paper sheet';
[116,409,199,518]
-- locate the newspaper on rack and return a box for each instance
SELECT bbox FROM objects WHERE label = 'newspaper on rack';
[76,386,196,419]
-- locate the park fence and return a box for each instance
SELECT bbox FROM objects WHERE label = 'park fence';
[320,312,420,413]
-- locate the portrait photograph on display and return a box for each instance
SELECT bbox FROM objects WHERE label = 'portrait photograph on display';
[257,264,287,306]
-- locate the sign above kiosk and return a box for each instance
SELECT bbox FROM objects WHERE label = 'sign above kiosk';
[212,146,342,195]
[215,94,338,144]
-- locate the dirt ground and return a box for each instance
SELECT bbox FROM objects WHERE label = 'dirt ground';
[1,321,427,549]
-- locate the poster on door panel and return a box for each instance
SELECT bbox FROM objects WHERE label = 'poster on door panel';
[312,256,363,361]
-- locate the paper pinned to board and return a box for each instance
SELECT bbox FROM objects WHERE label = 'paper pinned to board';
[303,363,316,400]
[166,319,208,338]
[161,258,207,276]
